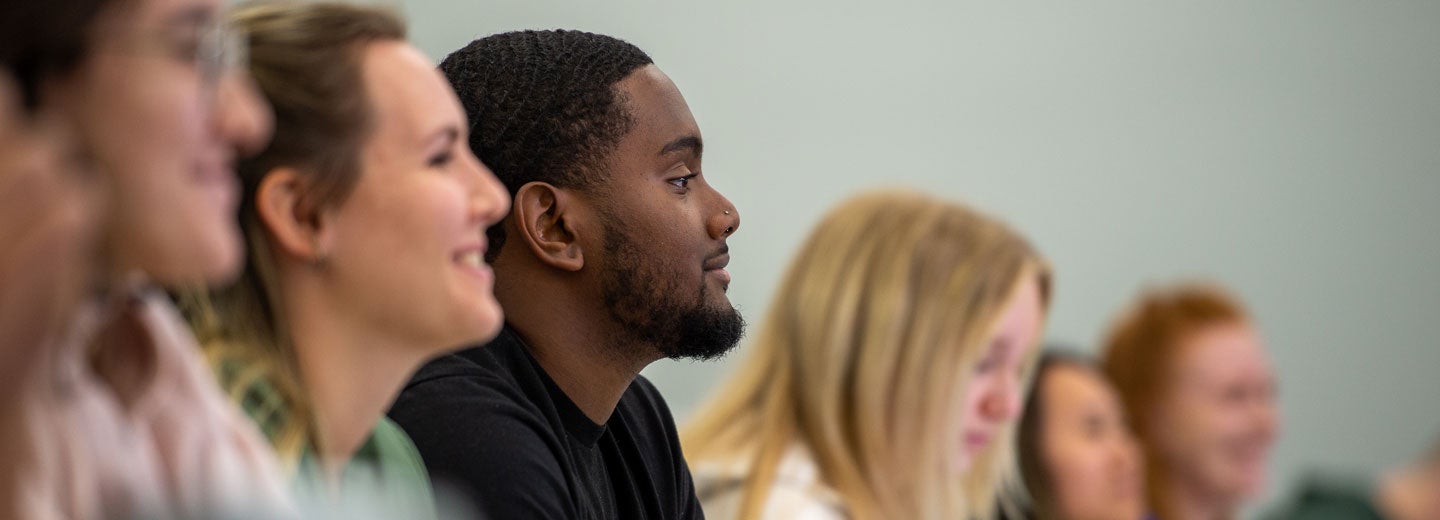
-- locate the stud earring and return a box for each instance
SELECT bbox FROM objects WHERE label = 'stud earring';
[312,243,330,267]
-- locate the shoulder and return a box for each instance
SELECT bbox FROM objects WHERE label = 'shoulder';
[406,332,527,387]
[615,374,678,430]
[387,337,578,519]
[696,474,849,520]
[389,343,560,462]
[611,374,687,464]
[392,333,545,426]
[313,419,438,519]
[694,446,849,520]
[769,487,850,520]
[1261,477,1384,520]
[367,418,429,482]
[611,374,710,518]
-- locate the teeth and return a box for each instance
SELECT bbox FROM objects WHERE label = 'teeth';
[459,251,483,268]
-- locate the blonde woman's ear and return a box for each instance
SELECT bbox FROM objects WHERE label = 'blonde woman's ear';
[254,167,329,264]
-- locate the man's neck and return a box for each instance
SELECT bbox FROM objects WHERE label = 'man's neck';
[508,315,656,425]
[493,245,667,425]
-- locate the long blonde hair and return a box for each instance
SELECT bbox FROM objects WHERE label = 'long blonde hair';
[180,1,405,471]
[682,190,1052,520]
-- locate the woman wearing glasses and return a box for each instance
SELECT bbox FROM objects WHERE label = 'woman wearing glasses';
[0,0,291,518]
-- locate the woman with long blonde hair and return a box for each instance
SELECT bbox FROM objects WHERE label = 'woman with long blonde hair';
[683,190,1052,520]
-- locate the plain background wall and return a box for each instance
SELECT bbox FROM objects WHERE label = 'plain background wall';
[392,0,1440,513]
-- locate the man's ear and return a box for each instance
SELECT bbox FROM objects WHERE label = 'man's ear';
[512,181,586,272]
[254,167,333,263]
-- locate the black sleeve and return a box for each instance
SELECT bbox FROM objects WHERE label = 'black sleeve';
[389,371,576,520]
[676,451,704,519]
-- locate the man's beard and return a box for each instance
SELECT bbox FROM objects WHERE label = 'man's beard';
[597,217,745,361]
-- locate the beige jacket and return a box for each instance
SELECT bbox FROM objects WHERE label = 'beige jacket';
[15,285,293,520]
[693,445,849,520]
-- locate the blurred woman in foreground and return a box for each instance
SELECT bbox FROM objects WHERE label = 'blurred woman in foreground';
[1,0,291,516]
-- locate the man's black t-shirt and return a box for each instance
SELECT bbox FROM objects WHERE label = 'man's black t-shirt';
[387,326,705,520]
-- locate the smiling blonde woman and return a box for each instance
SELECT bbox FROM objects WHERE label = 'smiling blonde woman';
[183,2,509,517]
[683,190,1052,520]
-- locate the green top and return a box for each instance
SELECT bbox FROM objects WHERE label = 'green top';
[221,362,438,520]
[1261,476,1384,520]
[289,417,439,520]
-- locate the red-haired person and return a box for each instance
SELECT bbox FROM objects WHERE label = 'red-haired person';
[1102,283,1279,520]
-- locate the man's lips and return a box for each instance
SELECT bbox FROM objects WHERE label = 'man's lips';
[703,252,730,271]
[704,250,731,284]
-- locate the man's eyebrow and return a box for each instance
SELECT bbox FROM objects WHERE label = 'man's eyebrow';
[659,135,703,157]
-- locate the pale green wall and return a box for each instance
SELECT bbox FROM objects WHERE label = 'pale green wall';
[391,0,1440,514]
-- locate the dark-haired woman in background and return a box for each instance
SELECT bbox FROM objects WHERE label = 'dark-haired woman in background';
[1007,350,1147,520]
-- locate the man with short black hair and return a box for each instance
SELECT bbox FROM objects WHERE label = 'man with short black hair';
[389,29,744,520]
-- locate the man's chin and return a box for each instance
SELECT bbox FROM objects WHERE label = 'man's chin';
[661,304,746,361]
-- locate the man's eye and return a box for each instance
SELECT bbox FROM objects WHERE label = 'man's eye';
[669,175,696,189]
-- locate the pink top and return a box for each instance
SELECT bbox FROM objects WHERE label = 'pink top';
[15,285,294,519]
